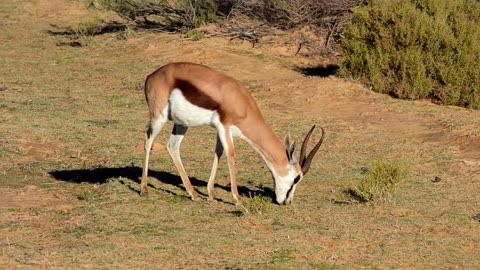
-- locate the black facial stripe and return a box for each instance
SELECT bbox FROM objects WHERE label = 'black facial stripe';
[285,174,302,202]
[285,185,294,202]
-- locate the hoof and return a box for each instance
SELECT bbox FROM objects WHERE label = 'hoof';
[140,191,149,197]
[190,192,200,201]
[233,195,243,206]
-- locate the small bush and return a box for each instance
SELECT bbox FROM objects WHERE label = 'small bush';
[77,189,95,201]
[71,17,105,45]
[183,0,218,27]
[349,160,408,203]
[243,192,272,214]
[341,0,480,109]
[185,28,205,40]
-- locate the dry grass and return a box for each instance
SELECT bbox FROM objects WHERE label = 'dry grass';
[0,0,479,269]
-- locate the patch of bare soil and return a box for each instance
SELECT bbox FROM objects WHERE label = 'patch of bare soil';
[23,1,89,26]
[0,186,71,210]
[0,186,78,269]
[0,186,74,221]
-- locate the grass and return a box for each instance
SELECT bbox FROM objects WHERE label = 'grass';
[0,0,479,269]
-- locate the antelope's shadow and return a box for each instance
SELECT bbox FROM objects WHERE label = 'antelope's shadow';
[296,64,339,77]
[48,166,274,202]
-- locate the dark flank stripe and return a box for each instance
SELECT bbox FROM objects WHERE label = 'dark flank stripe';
[174,79,220,111]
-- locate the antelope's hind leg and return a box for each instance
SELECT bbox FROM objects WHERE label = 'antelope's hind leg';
[141,116,167,196]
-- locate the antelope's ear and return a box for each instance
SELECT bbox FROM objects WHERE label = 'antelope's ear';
[284,134,296,164]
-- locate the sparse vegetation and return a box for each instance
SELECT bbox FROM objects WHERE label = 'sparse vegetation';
[70,17,105,45]
[270,248,294,264]
[97,0,219,30]
[1,0,480,269]
[76,188,95,201]
[185,28,205,40]
[341,0,480,109]
[94,0,359,47]
[242,192,272,214]
[96,0,346,28]
[349,160,408,203]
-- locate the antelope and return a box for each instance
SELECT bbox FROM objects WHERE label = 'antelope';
[141,62,324,205]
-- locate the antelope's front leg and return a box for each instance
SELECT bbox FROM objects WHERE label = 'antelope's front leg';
[218,126,242,205]
[207,134,224,201]
[167,124,199,200]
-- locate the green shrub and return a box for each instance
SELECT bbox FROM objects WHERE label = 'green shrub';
[182,0,218,27]
[349,160,408,203]
[185,28,205,40]
[77,188,96,201]
[341,0,480,109]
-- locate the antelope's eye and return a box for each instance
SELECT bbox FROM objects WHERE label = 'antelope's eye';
[293,174,302,185]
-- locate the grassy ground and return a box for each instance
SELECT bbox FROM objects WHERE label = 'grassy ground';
[1,1,479,269]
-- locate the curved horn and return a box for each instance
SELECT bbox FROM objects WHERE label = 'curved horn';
[301,127,325,175]
[300,125,316,167]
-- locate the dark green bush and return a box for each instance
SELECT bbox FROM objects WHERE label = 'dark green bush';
[341,0,480,109]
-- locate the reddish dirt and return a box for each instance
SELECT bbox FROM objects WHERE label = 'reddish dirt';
[0,186,71,209]
[0,186,75,222]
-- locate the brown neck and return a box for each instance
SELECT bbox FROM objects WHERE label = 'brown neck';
[238,120,289,176]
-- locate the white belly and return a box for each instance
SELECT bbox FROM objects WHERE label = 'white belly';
[169,89,220,127]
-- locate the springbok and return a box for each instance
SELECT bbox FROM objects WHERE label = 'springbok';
[141,62,324,205]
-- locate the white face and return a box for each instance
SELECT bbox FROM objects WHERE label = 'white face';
[274,167,303,205]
